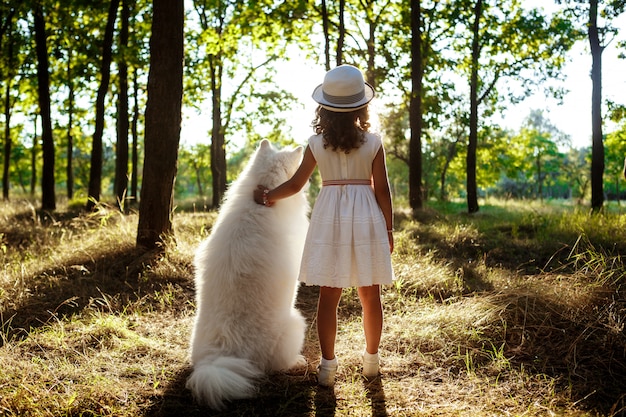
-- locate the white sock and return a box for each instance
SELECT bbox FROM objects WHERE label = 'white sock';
[320,356,338,367]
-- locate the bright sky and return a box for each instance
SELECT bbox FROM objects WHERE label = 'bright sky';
[181,5,626,151]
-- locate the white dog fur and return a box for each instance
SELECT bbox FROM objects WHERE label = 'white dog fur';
[186,139,310,410]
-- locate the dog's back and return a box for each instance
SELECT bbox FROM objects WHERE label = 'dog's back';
[186,140,309,409]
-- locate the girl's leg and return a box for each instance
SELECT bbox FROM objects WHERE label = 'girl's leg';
[317,286,342,360]
[357,285,383,355]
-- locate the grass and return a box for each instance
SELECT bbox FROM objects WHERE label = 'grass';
[0,198,625,416]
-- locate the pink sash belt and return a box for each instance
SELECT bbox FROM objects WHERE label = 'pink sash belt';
[322,179,371,186]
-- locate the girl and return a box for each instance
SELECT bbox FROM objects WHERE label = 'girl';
[253,64,394,386]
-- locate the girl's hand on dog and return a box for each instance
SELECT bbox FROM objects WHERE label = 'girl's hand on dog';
[253,185,274,207]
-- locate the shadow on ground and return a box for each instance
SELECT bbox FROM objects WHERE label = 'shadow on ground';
[2,205,625,415]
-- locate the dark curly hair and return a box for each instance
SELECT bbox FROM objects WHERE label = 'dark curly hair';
[312,106,371,153]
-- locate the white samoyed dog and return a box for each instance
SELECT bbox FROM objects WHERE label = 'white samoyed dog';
[186,139,310,410]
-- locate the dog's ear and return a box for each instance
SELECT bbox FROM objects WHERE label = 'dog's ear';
[292,145,304,156]
[259,139,271,149]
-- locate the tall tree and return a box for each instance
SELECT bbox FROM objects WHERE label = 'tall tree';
[2,13,15,200]
[320,0,331,70]
[65,50,75,200]
[30,114,37,195]
[557,0,625,211]
[33,2,55,211]
[456,0,578,213]
[189,0,309,208]
[127,0,151,205]
[333,0,456,211]
[86,0,120,210]
[466,0,482,213]
[332,0,404,91]
[315,0,347,67]
[1,4,19,201]
[3,77,10,200]
[409,0,423,213]
[130,67,139,202]
[50,1,111,201]
[381,1,460,210]
[589,0,604,211]
[337,0,345,65]
[57,6,83,201]
[136,0,184,249]
[114,0,130,211]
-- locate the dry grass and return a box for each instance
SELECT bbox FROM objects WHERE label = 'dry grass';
[0,198,625,416]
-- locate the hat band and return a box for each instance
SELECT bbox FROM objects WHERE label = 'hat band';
[322,89,365,105]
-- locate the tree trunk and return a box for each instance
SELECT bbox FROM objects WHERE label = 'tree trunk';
[87,0,120,210]
[3,73,11,201]
[466,0,482,214]
[30,115,37,195]
[131,67,139,202]
[1,7,16,200]
[33,3,55,211]
[336,0,345,65]
[409,0,423,214]
[66,54,75,200]
[536,153,543,202]
[321,0,330,71]
[136,0,184,249]
[366,13,376,89]
[209,55,226,208]
[589,0,604,212]
[440,139,459,201]
[115,0,130,211]
[193,160,204,196]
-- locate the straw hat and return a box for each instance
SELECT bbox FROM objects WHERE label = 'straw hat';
[311,65,375,112]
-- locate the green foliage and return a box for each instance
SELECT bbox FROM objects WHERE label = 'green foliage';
[495,113,565,199]
[0,0,624,210]
[604,121,626,199]
[176,143,212,198]
[451,0,580,105]
[185,0,312,129]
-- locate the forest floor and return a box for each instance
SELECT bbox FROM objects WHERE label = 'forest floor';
[0,198,625,416]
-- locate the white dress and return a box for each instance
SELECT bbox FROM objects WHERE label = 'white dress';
[298,132,395,288]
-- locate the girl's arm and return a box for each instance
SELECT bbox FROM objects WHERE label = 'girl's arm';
[372,145,394,253]
[254,146,317,206]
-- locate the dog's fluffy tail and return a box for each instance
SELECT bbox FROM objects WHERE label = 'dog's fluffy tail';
[186,356,264,410]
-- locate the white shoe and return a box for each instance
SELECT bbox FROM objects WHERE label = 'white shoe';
[363,351,379,378]
[317,357,338,387]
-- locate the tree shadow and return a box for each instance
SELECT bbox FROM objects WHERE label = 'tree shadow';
[396,210,626,415]
[0,244,179,345]
[492,289,626,415]
[6,204,623,415]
